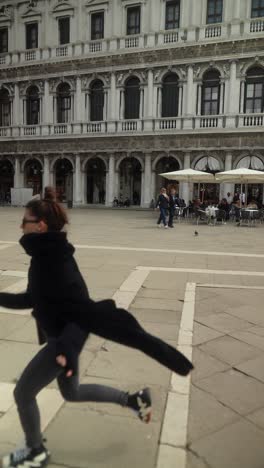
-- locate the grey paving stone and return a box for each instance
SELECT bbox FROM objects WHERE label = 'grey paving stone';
[235,354,264,383]
[190,419,264,468]
[193,322,224,346]
[129,307,182,324]
[0,315,30,340]
[225,304,264,326]
[139,322,179,341]
[196,312,253,334]
[246,407,264,430]
[188,385,239,443]
[131,296,182,312]
[198,335,263,366]
[192,348,230,383]
[229,329,264,352]
[196,369,264,415]
[45,406,160,468]
[0,341,40,382]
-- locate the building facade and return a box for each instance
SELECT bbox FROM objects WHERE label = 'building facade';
[0,0,264,206]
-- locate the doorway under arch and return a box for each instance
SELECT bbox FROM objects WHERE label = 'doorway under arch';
[119,157,142,205]
[54,158,73,202]
[155,156,180,194]
[24,158,42,195]
[85,158,106,204]
[0,159,13,204]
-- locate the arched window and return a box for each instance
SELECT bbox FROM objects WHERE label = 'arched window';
[237,156,264,170]
[162,73,179,117]
[57,83,71,123]
[245,67,264,114]
[124,77,140,119]
[201,70,220,115]
[26,86,40,125]
[0,88,11,127]
[90,80,104,121]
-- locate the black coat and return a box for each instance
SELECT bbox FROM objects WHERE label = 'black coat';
[156,194,169,210]
[0,232,193,376]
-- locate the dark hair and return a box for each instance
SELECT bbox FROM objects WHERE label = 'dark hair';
[26,186,69,231]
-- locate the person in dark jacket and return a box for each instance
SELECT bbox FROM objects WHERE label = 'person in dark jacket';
[0,187,193,468]
[168,187,178,228]
[156,187,169,228]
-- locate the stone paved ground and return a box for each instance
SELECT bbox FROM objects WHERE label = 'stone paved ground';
[0,208,264,468]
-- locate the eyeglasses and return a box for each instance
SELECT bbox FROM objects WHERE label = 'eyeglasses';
[22,218,39,227]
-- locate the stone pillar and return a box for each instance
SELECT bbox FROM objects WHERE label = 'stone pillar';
[106,155,115,206]
[73,154,82,205]
[43,80,52,124]
[139,87,144,119]
[103,89,108,121]
[219,80,225,114]
[196,82,202,116]
[240,79,245,113]
[119,88,125,119]
[186,65,194,115]
[157,85,162,118]
[181,152,191,204]
[222,152,234,199]
[110,73,116,120]
[143,153,152,207]
[75,76,82,122]
[147,69,154,117]
[43,155,50,192]
[13,84,20,125]
[14,156,21,188]
[178,84,183,116]
[227,61,239,114]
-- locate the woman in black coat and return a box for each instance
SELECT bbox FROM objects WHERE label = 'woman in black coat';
[0,188,193,468]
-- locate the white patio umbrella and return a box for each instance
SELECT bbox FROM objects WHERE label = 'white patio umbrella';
[215,168,264,206]
[159,168,215,202]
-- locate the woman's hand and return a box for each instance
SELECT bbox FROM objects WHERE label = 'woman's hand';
[56,354,73,378]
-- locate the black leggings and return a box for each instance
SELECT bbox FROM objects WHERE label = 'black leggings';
[14,343,127,449]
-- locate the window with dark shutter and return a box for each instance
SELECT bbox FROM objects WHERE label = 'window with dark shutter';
[57,83,71,123]
[26,86,40,125]
[207,0,223,24]
[0,28,8,53]
[91,12,104,40]
[251,0,264,18]
[58,17,70,45]
[245,67,264,114]
[0,89,10,126]
[162,74,179,117]
[127,6,141,35]
[90,80,104,121]
[26,23,38,49]
[201,70,220,115]
[125,77,140,119]
[165,1,180,30]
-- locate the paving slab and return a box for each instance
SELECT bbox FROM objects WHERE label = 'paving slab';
[198,335,263,366]
[196,369,264,415]
[235,354,264,383]
[192,322,224,346]
[196,312,253,334]
[190,419,264,468]
[192,347,230,383]
[129,307,182,324]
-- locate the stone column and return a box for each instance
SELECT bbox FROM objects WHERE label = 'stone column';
[222,152,234,199]
[106,155,115,206]
[13,84,20,125]
[178,84,183,116]
[227,61,239,114]
[75,76,82,122]
[240,78,246,113]
[186,65,194,115]
[110,73,116,120]
[147,69,154,117]
[14,156,21,188]
[196,82,202,116]
[139,87,144,119]
[43,155,50,191]
[219,80,225,114]
[119,88,125,120]
[73,154,82,205]
[43,80,52,124]
[157,85,162,118]
[143,153,152,207]
[181,152,191,204]
[103,89,108,121]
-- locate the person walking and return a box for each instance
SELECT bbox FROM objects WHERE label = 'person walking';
[0,187,193,467]
[168,187,178,228]
[156,187,169,228]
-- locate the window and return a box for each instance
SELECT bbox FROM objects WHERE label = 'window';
[26,86,40,125]
[127,6,140,35]
[0,28,8,54]
[245,67,264,114]
[90,80,104,121]
[162,73,179,117]
[251,0,264,18]
[58,17,70,45]
[125,77,140,119]
[26,23,38,49]
[207,0,223,24]
[91,12,104,40]
[201,70,220,115]
[0,89,10,126]
[57,83,71,123]
[165,1,180,30]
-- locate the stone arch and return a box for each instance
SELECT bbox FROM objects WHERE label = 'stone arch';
[116,154,144,171]
[235,155,264,170]
[54,157,74,203]
[119,72,144,87]
[118,156,143,205]
[191,154,224,171]
[85,157,107,204]
[82,155,108,172]
[24,157,43,195]
[21,156,43,172]
[50,155,74,172]
[0,158,14,204]
[152,153,182,171]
